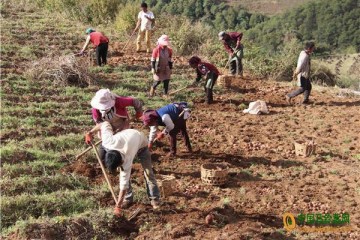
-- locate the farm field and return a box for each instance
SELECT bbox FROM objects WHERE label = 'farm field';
[1,2,360,240]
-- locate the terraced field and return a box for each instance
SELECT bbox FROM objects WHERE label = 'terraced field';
[1,2,360,240]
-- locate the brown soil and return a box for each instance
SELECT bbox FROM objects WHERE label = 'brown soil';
[66,69,360,239]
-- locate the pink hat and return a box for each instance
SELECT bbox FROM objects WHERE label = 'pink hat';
[157,35,170,46]
[91,89,116,110]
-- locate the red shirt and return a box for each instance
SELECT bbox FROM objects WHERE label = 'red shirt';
[198,62,220,75]
[223,32,243,54]
[89,32,109,47]
[92,96,135,123]
[196,61,220,81]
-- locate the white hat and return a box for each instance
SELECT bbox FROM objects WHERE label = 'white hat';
[218,31,226,40]
[158,34,170,46]
[90,89,116,110]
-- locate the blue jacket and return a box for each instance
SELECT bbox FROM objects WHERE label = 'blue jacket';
[156,104,180,126]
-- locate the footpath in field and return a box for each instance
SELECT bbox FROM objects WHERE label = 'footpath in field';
[1,2,360,240]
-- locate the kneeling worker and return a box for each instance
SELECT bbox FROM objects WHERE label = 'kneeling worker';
[87,121,161,216]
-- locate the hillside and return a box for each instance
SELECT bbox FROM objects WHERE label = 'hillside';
[247,0,360,52]
[1,1,360,240]
[227,0,313,15]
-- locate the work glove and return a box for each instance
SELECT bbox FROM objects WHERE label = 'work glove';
[135,111,143,119]
[113,206,121,217]
[85,132,93,145]
[156,132,165,141]
[151,68,156,75]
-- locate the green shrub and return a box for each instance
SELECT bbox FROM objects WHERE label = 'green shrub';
[311,64,337,86]
[336,76,360,90]
[113,2,139,34]
[158,15,214,55]
[35,0,123,24]
[244,38,301,79]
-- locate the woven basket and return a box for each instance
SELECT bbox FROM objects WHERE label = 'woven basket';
[217,75,232,88]
[201,163,228,186]
[157,175,176,197]
[294,140,316,157]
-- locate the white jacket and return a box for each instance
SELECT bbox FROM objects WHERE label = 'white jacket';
[296,50,311,80]
[101,122,147,190]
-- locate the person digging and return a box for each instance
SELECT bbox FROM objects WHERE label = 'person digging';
[134,2,155,53]
[86,121,161,215]
[189,56,220,104]
[218,31,244,76]
[149,35,173,97]
[286,42,315,104]
[79,28,109,66]
[85,89,143,157]
[142,102,192,157]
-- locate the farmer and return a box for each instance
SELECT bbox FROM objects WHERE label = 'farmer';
[134,2,155,53]
[218,31,244,76]
[142,102,192,157]
[80,28,109,66]
[87,121,161,214]
[189,56,220,104]
[149,35,173,97]
[85,89,143,143]
[286,42,315,104]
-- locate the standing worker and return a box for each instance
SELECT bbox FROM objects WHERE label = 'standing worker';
[134,2,155,53]
[80,28,109,66]
[88,121,161,213]
[85,89,143,144]
[286,42,315,104]
[142,102,192,157]
[189,56,220,104]
[149,35,173,97]
[218,31,244,76]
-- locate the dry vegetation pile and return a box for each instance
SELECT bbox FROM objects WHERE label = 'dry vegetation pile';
[26,54,97,87]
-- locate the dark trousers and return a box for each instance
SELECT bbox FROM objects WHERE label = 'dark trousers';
[99,145,160,202]
[96,42,108,66]
[169,117,192,155]
[153,79,170,94]
[230,58,243,75]
[287,76,312,102]
[205,72,218,104]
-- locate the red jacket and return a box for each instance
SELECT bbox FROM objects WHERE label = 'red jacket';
[196,62,220,81]
[223,32,243,54]
[151,45,173,71]
[89,32,109,47]
[92,96,141,123]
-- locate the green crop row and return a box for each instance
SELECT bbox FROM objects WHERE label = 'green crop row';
[1,189,98,228]
[1,174,90,196]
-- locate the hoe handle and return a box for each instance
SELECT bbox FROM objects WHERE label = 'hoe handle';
[76,140,102,160]
[91,142,118,204]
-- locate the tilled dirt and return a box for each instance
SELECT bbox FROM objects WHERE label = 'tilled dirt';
[63,75,360,239]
